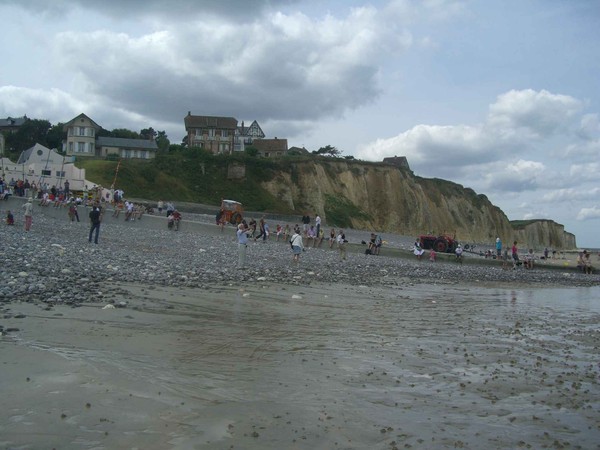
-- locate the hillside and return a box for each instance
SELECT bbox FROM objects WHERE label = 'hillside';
[78,152,576,249]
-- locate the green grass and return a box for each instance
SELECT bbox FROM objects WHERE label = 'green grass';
[324,193,371,228]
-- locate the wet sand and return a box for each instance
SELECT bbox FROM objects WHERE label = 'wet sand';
[1,281,599,449]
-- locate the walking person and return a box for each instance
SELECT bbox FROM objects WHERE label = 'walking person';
[89,203,102,244]
[290,228,304,262]
[255,216,267,242]
[22,197,34,231]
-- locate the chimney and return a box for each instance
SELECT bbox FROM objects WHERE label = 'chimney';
[188,111,191,116]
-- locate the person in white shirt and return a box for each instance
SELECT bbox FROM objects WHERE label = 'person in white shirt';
[455,244,464,263]
[337,230,347,260]
[290,230,304,262]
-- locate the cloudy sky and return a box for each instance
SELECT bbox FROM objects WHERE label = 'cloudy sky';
[1,0,599,247]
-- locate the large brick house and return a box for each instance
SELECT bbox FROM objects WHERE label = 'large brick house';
[185,112,288,157]
[184,112,238,155]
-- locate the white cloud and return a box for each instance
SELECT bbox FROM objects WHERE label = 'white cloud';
[569,163,600,180]
[576,206,600,221]
[43,5,413,131]
[542,187,600,202]
[484,159,546,192]
[487,89,583,138]
[577,113,600,140]
[357,89,590,183]
[0,86,86,119]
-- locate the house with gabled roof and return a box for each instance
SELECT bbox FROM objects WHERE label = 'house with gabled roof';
[235,120,265,152]
[0,116,27,134]
[184,112,238,155]
[5,143,88,190]
[61,113,158,160]
[252,138,288,158]
[62,113,101,158]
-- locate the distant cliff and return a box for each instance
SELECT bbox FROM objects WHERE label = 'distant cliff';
[510,220,577,250]
[257,159,576,249]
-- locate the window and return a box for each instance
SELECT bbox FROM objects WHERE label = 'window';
[140,151,147,159]
[208,129,215,139]
[88,142,94,153]
[77,142,85,153]
[123,150,131,158]
[41,169,51,176]
[195,128,203,136]
[56,171,65,178]
[89,128,95,137]
[79,127,85,136]
[69,142,73,153]
[133,150,138,158]
[221,129,228,138]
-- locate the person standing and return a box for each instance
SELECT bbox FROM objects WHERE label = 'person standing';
[237,223,249,268]
[22,197,34,231]
[329,228,336,249]
[455,244,464,263]
[290,228,304,262]
[315,214,321,238]
[413,239,424,260]
[511,240,519,269]
[337,229,347,260]
[495,237,502,258]
[89,203,102,244]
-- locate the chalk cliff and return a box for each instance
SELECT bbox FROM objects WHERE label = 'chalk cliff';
[258,159,576,249]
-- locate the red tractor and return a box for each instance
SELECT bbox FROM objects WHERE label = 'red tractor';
[419,233,459,253]
[217,199,244,225]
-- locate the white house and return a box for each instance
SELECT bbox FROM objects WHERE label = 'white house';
[2,143,90,191]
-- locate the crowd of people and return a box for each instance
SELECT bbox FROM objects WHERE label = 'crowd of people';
[3,189,595,274]
[234,212,351,266]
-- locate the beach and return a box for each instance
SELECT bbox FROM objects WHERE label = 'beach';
[1,198,599,449]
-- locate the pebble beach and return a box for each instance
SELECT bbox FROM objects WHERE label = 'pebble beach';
[0,198,598,307]
[1,198,599,449]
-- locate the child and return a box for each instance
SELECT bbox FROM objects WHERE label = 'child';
[6,210,14,225]
[429,249,436,262]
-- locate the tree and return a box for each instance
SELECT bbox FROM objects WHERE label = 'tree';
[3,118,51,157]
[155,130,170,153]
[245,146,259,157]
[46,123,66,152]
[111,128,140,139]
[312,145,342,157]
[140,127,157,141]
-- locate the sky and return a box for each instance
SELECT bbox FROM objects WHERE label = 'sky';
[1,0,599,248]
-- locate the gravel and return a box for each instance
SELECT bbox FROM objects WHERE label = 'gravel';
[1,205,598,307]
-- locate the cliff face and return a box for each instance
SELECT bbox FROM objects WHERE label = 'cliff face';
[511,220,577,250]
[259,160,576,249]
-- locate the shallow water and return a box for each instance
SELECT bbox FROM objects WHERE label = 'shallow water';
[2,283,599,449]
